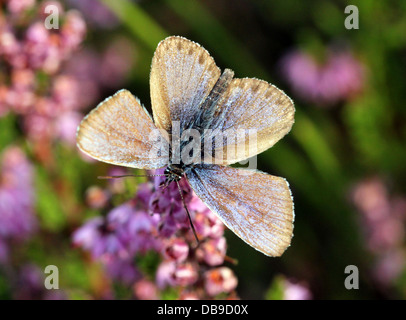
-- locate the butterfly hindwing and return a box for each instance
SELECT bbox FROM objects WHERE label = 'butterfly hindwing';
[187,164,294,257]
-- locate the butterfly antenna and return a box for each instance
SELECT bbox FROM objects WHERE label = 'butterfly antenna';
[175,180,200,246]
[98,174,168,179]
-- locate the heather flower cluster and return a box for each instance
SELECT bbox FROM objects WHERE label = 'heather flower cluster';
[351,177,406,285]
[0,0,86,146]
[281,48,365,106]
[0,146,36,263]
[73,169,238,299]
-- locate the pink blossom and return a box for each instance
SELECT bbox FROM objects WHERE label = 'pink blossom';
[54,111,83,146]
[204,267,238,297]
[283,279,312,300]
[163,238,189,262]
[0,146,36,263]
[281,48,365,106]
[134,279,159,300]
[7,0,35,15]
[172,263,199,287]
[196,237,227,266]
[85,186,110,209]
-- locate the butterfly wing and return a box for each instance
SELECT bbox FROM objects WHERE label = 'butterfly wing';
[150,36,221,132]
[77,89,168,169]
[187,164,294,257]
[203,78,295,165]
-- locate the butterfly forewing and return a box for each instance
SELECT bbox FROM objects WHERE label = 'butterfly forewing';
[187,164,294,257]
[150,36,221,132]
[203,78,295,165]
[77,89,168,169]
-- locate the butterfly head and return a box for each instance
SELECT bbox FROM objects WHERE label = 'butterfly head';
[164,162,194,185]
[164,164,184,184]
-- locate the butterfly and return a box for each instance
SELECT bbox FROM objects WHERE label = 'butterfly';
[76,36,295,257]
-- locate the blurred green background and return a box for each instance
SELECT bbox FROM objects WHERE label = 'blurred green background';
[1,0,406,299]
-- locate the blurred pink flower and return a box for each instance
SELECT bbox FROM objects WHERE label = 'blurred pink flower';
[162,238,189,263]
[72,216,128,260]
[204,267,238,297]
[67,0,118,29]
[54,111,83,146]
[134,279,159,300]
[0,146,36,262]
[7,0,35,15]
[372,249,405,285]
[172,262,199,287]
[85,186,110,209]
[0,2,90,147]
[281,48,365,106]
[99,37,136,88]
[156,260,177,289]
[352,177,406,287]
[60,10,86,53]
[196,237,227,266]
[283,279,312,300]
[352,177,406,254]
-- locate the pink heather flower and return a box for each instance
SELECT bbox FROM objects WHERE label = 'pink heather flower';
[67,0,119,29]
[107,201,161,254]
[11,68,35,91]
[156,260,177,289]
[162,238,189,263]
[172,262,199,287]
[190,197,224,239]
[281,48,365,106]
[150,170,193,237]
[60,10,86,54]
[196,237,227,266]
[52,75,80,111]
[99,37,136,88]
[0,2,90,148]
[54,111,83,146]
[134,279,159,300]
[72,216,128,260]
[0,146,36,244]
[103,257,140,285]
[23,113,54,141]
[73,167,237,296]
[204,267,238,297]
[352,177,391,222]
[351,177,406,254]
[63,49,101,108]
[85,186,110,209]
[283,279,312,300]
[24,21,61,73]
[7,0,35,15]
[372,249,405,286]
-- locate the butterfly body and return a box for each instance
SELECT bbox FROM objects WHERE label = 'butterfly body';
[77,36,295,257]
